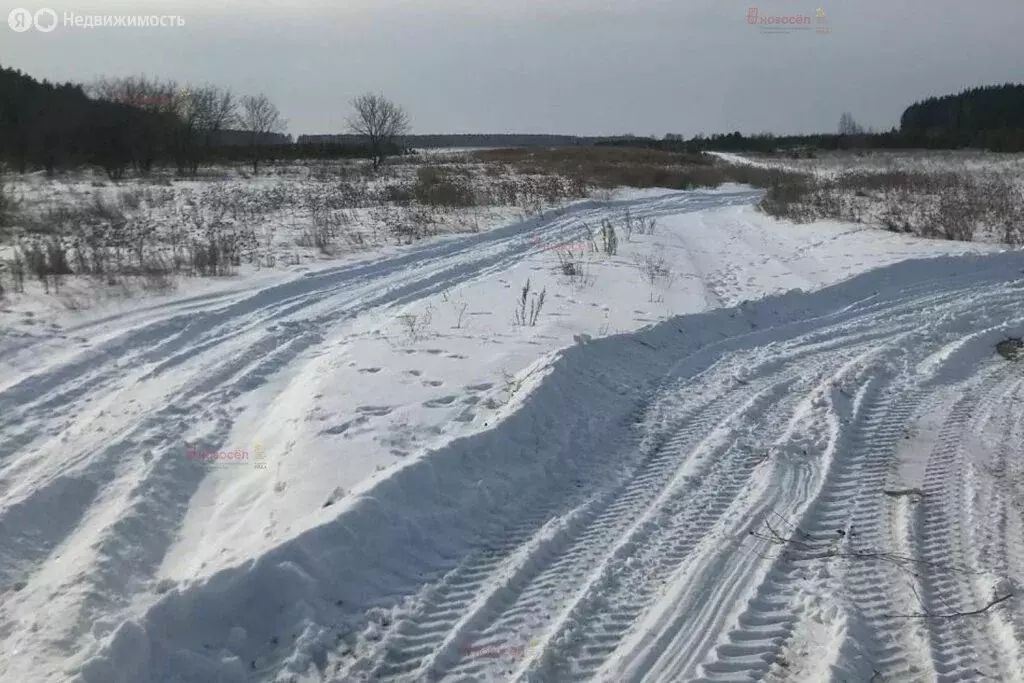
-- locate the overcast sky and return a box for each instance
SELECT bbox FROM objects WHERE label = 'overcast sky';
[3,0,1022,137]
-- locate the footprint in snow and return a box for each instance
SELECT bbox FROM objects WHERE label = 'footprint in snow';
[359,367,382,374]
[321,416,370,435]
[423,396,458,408]
[356,405,393,417]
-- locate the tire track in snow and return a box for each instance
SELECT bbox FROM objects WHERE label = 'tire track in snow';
[354,386,778,681]
[982,381,1024,669]
[831,383,929,682]
[514,377,807,683]
[353,324,899,681]
[596,281,1024,683]
[683,360,896,682]
[911,373,1015,682]
[453,376,805,683]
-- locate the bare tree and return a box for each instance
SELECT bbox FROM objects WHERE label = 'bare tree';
[346,92,410,169]
[175,85,237,176]
[238,94,286,175]
[838,111,864,136]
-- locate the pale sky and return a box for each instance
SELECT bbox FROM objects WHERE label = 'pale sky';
[2,0,1022,137]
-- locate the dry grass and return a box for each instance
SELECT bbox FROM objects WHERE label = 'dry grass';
[717,160,1024,245]
[474,146,727,190]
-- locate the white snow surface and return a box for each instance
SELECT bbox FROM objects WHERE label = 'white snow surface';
[1,187,1022,683]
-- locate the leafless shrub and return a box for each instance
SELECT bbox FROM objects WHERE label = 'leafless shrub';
[555,249,595,289]
[634,252,674,302]
[879,190,918,233]
[926,178,984,241]
[996,337,1023,362]
[637,215,657,235]
[397,305,433,342]
[599,219,618,255]
[453,301,469,329]
[621,210,635,241]
[513,279,546,327]
[757,172,817,221]
[580,222,599,253]
[983,176,1024,246]
[556,249,583,277]
[414,167,475,208]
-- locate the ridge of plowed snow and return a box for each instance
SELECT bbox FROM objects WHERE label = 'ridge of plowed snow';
[66,250,1024,682]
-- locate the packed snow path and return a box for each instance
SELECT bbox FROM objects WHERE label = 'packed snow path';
[0,188,1020,682]
[326,255,1024,683]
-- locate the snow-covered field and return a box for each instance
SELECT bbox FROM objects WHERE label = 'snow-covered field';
[1,183,1022,682]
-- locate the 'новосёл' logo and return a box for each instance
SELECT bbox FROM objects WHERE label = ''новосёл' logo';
[746,6,831,35]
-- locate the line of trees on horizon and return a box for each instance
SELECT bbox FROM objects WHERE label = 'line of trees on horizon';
[670,84,1024,155]
[0,67,414,178]
[2,65,1023,181]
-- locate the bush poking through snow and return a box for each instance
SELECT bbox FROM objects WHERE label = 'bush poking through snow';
[634,252,674,302]
[599,219,618,256]
[397,306,434,343]
[513,279,546,327]
[556,249,595,289]
[619,210,657,241]
[414,167,476,208]
[996,337,1023,362]
[442,289,470,329]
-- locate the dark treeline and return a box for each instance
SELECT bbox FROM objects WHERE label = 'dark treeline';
[0,67,180,176]
[900,84,1024,151]
[0,66,374,178]
[673,83,1024,155]
[902,84,1024,134]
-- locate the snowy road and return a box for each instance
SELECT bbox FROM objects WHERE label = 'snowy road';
[1,188,1021,682]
